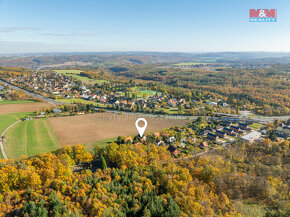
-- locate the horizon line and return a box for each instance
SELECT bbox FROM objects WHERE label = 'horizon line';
[1,50,290,55]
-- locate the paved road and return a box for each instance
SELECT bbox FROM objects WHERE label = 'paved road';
[1,79,288,122]
[98,109,199,120]
[216,111,290,123]
[0,120,21,160]
[1,79,198,120]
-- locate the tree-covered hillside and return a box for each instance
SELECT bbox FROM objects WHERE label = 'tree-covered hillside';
[0,138,288,216]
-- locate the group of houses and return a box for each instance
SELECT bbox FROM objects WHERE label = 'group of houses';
[6,71,193,112]
[141,128,214,157]
[0,84,11,101]
[7,71,77,97]
[200,120,260,143]
[275,123,290,140]
[4,70,235,117]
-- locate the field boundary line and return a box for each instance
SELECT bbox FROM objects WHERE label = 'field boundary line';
[0,120,21,159]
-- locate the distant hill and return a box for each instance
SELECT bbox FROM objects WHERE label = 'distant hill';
[1,52,290,68]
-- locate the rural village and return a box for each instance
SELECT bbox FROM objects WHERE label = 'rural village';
[1,70,237,116]
[1,69,289,159]
[0,0,289,215]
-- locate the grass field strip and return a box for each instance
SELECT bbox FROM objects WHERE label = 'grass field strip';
[0,120,21,159]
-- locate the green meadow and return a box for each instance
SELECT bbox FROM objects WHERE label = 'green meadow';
[249,123,262,130]
[54,70,108,85]
[0,112,33,159]
[57,98,107,108]
[0,112,33,135]
[5,118,60,159]
[120,88,160,98]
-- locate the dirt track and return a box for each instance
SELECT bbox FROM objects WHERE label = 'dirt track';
[0,103,53,115]
[49,113,191,146]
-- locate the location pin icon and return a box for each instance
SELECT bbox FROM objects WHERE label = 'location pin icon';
[135,118,147,137]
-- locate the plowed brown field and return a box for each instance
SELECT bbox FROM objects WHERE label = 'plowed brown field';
[49,113,191,146]
[0,103,54,115]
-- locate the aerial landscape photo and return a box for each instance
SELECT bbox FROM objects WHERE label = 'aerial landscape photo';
[0,0,289,216]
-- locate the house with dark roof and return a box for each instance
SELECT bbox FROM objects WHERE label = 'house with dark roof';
[230,126,241,133]
[224,127,234,135]
[216,130,227,138]
[238,123,249,130]
[224,121,232,127]
[275,126,290,139]
[207,133,219,141]
[167,146,180,156]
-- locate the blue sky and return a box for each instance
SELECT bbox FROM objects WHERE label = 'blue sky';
[0,0,289,53]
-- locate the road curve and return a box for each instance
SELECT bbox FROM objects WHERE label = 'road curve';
[0,120,21,160]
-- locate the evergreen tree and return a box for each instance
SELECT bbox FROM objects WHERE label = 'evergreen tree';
[22,200,48,217]
[269,130,277,141]
[148,197,164,217]
[196,116,203,123]
[163,197,181,217]
[99,154,108,170]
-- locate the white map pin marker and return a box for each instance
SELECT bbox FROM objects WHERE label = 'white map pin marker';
[135,118,147,137]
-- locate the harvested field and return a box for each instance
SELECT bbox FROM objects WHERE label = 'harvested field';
[49,113,191,146]
[0,103,54,115]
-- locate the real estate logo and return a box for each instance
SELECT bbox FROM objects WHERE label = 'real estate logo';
[249,9,277,22]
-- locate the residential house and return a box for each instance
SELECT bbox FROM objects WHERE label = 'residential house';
[81,94,90,100]
[167,146,180,156]
[157,140,165,146]
[154,132,161,137]
[275,126,290,139]
[224,127,234,135]
[52,108,62,114]
[238,123,249,130]
[124,136,133,143]
[230,126,241,133]
[207,133,219,141]
[239,130,247,135]
[77,111,85,115]
[200,129,210,136]
[208,102,217,106]
[168,137,176,143]
[199,141,208,149]
[216,130,227,138]
[225,121,232,127]
[220,102,228,107]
